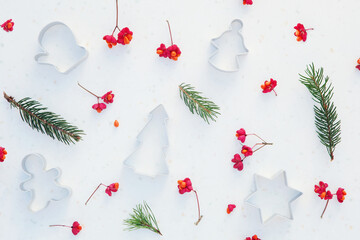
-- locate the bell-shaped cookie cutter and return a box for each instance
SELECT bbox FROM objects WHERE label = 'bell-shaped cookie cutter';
[20,153,71,212]
[245,170,302,224]
[35,21,88,74]
[123,104,169,177]
[209,19,249,72]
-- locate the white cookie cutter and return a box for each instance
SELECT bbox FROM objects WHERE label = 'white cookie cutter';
[245,170,302,224]
[35,21,88,74]
[20,153,71,212]
[123,104,169,177]
[209,19,249,72]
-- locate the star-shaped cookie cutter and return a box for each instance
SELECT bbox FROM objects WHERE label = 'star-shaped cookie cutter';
[245,170,302,224]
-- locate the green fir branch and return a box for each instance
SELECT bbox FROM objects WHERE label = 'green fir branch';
[3,92,85,145]
[124,201,162,236]
[299,63,341,161]
[179,83,220,124]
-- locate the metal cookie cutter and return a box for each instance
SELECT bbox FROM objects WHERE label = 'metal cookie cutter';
[20,153,71,212]
[123,104,169,177]
[245,170,302,224]
[209,19,249,72]
[35,22,88,74]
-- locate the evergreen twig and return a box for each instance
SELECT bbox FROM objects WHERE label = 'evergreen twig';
[3,92,85,145]
[124,201,162,236]
[299,63,341,161]
[179,83,220,124]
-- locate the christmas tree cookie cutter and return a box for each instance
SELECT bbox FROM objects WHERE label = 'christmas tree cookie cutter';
[35,21,88,74]
[123,104,169,177]
[209,19,248,72]
[244,170,302,224]
[20,153,71,212]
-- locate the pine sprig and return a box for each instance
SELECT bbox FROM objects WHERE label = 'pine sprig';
[299,63,341,161]
[124,201,162,236]
[4,92,85,145]
[179,83,220,124]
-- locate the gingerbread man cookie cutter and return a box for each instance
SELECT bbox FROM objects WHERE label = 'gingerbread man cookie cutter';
[20,153,71,212]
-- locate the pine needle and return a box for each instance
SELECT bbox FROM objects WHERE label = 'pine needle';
[299,63,341,161]
[179,83,220,124]
[124,201,162,236]
[4,92,85,145]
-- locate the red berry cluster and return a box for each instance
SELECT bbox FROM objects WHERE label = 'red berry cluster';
[103,27,133,49]
[85,182,119,205]
[156,20,181,61]
[232,128,272,172]
[78,83,115,113]
[157,44,181,61]
[314,181,346,218]
[102,0,132,49]
[177,178,203,225]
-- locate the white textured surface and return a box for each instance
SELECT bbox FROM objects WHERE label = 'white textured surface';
[0,0,359,239]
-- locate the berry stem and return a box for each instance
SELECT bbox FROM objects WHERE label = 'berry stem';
[111,0,120,35]
[115,0,119,27]
[78,82,101,99]
[247,133,266,143]
[49,225,71,228]
[166,20,174,45]
[252,142,272,153]
[321,199,330,218]
[193,190,203,225]
[273,89,277,96]
[306,28,314,31]
[85,183,107,205]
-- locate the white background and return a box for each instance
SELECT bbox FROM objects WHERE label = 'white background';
[1,0,360,239]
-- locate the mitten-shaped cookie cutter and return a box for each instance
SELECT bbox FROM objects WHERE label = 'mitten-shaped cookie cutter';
[35,22,88,74]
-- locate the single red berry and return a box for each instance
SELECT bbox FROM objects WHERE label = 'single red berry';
[1,19,14,32]
[103,35,117,48]
[92,103,107,113]
[261,78,277,95]
[177,178,193,194]
[294,23,313,42]
[336,188,346,203]
[157,43,168,58]
[236,128,247,143]
[227,204,236,214]
[0,147,7,162]
[231,154,243,171]
[71,221,82,235]
[241,145,253,157]
[117,27,133,45]
[101,91,115,104]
